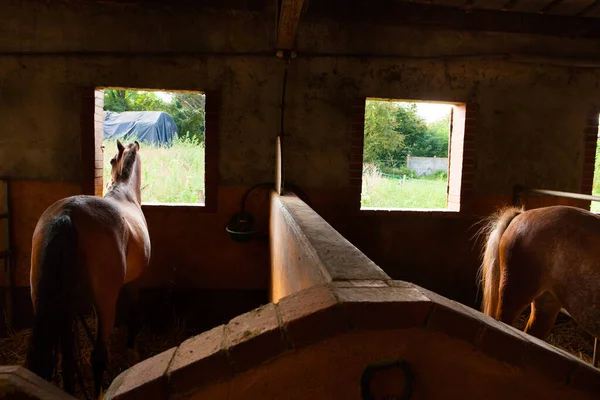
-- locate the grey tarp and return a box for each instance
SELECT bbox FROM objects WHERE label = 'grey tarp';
[103,111,177,146]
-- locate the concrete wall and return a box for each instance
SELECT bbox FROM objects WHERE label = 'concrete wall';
[1,0,600,312]
[407,156,449,176]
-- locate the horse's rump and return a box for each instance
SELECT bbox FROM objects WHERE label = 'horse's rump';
[479,205,600,342]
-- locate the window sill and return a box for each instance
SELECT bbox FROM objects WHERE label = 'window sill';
[143,202,206,207]
[141,202,216,213]
[358,207,462,218]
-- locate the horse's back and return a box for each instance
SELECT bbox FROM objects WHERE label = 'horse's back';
[506,206,600,243]
[32,195,130,292]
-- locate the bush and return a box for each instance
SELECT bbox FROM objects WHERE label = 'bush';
[423,170,448,180]
[379,165,416,179]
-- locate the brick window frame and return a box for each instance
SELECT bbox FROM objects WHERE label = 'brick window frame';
[82,88,220,213]
[581,107,599,194]
[581,106,600,211]
[349,97,477,213]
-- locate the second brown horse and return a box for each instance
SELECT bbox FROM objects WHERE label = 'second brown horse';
[479,205,600,364]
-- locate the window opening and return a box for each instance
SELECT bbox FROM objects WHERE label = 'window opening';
[360,98,465,211]
[94,88,206,205]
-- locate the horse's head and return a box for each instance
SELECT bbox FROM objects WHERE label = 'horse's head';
[109,140,142,203]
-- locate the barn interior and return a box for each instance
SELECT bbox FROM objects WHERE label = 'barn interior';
[2,0,600,398]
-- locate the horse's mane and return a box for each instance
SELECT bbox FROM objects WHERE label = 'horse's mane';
[118,146,138,181]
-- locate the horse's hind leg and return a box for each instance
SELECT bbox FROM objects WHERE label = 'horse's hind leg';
[496,267,539,327]
[524,291,561,340]
[122,281,142,350]
[92,298,118,397]
[61,321,75,394]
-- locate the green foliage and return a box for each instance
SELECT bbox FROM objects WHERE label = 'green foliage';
[592,138,600,212]
[103,138,205,204]
[363,101,403,168]
[166,93,206,140]
[103,89,206,142]
[406,114,450,159]
[362,100,450,174]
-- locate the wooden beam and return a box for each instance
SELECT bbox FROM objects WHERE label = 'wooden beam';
[519,187,600,202]
[306,0,600,39]
[502,0,520,11]
[539,0,564,14]
[275,0,305,50]
[576,0,600,16]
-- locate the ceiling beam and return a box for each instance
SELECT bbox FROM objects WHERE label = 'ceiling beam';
[576,0,600,16]
[275,0,305,50]
[306,0,600,39]
[502,0,520,11]
[539,0,564,14]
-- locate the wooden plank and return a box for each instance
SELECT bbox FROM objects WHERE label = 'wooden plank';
[519,187,600,202]
[276,136,283,194]
[275,0,305,50]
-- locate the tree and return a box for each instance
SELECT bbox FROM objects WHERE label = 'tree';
[394,103,435,161]
[363,101,404,169]
[103,90,130,112]
[362,100,451,174]
[426,115,451,158]
[166,93,206,140]
[103,90,164,112]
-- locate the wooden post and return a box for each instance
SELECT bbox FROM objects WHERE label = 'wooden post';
[276,136,283,194]
[275,0,305,50]
[594,338,598,368]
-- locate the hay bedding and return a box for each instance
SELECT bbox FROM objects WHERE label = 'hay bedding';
[0,317,197,399]
[515,312,596,364]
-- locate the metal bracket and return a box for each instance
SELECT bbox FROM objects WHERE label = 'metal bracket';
[361,359,413,400]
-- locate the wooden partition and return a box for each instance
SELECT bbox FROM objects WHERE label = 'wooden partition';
[270,191,388,302]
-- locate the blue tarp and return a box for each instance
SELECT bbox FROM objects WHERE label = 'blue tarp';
[103,111,177,146]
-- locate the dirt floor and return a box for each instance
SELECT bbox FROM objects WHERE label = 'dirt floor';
[0,310,596,399]
[0,315,201,399]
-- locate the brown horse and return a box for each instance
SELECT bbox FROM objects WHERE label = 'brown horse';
[26,140,151,397]
[479,205,600,362]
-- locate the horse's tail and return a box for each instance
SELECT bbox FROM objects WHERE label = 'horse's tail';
[478,207,523,318]
[26,213,78,393]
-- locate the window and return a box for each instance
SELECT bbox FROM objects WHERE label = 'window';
[93,88,216,207]
[357,98,469,211]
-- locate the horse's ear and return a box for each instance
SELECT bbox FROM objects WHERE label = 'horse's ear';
[117,140,125,154]
[134,140,140,151]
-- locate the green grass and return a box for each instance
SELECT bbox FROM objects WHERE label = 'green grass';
[103,136,205,204]
[361,175,448,209]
